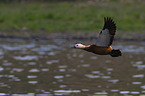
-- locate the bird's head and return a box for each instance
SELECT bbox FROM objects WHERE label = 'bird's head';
[73,43,86,49]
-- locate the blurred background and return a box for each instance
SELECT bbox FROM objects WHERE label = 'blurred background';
[0,0,145,96]
[0,0,145,39]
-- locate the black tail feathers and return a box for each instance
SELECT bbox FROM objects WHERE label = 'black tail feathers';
[110,49,122,57]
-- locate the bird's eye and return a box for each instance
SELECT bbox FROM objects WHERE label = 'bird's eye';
[76,45,78,46]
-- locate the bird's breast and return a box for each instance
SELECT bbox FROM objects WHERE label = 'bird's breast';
[84,45,113,55]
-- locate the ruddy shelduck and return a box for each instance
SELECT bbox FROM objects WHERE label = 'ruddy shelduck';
[73,17,122,57]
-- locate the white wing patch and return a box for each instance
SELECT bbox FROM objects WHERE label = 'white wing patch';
[96,29,111,47]
[95,17,116,47]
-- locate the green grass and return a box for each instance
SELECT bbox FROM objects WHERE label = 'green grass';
[0,1,145,34]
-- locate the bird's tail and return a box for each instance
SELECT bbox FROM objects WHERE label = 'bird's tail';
[110,49,122,57]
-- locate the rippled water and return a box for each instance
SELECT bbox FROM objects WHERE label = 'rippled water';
[0,38,145,96]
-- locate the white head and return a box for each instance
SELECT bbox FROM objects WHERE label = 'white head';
[74,43,86,49]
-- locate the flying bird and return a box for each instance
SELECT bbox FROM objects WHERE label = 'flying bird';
[73,17,122,57]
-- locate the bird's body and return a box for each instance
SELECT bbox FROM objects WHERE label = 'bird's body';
[73,17,122,57]
[84,45,113,55]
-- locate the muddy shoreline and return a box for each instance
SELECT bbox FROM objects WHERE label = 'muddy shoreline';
[0,30,145,41]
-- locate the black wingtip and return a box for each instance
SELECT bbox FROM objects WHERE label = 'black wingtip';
[103,17,116,35]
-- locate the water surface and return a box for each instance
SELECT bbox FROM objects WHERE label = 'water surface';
[0,38,144,96]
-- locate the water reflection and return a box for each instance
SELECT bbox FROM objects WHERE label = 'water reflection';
[14,56,38,60]
[0,39,144,96]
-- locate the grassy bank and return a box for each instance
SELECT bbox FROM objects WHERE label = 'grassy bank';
[0,1,145,36]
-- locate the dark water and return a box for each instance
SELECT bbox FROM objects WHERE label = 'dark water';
[0,38,145,96]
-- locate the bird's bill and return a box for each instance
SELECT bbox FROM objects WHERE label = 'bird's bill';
[71,46,76,48]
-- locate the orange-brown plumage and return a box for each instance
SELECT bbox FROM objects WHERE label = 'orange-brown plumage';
[73,17,122,57]
[84,45,113,55]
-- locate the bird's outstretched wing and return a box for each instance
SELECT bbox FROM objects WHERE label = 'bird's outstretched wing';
[96,17,116,47]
